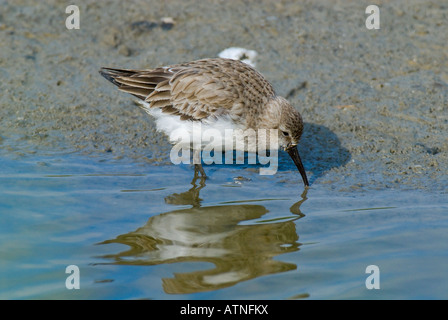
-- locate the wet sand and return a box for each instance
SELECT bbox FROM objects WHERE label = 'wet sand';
[0,0,447,192]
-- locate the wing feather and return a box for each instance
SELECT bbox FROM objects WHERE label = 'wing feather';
[100,58,275,121]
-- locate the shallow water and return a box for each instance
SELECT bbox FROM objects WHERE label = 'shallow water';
[1,155,447,299]
[1,0,448,300]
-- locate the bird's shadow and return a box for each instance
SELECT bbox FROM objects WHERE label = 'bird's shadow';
[197,122,349,186]
[278,122,351,185]
[173,122,349,186]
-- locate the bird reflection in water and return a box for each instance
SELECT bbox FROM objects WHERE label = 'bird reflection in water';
[98,174,308,294]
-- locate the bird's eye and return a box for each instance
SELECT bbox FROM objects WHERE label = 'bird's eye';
[282,131,289,137]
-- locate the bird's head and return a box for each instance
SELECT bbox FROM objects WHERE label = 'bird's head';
[267,96,309,187]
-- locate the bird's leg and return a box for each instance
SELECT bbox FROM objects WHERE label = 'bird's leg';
[192,163,207,184]
[193,149,207,178]
[195,164,207,178]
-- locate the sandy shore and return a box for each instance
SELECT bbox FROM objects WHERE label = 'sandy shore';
[0,0,447,191]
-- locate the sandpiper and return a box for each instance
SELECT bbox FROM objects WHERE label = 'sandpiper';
[99,58,309,187]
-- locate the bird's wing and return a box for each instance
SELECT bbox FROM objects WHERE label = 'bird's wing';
[99,59,275,121]
[100,61,243,121]
[162,65,239,120]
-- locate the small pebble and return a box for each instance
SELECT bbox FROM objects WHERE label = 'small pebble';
[160,17,175,30]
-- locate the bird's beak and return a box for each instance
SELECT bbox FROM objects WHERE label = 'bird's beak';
[286,145,309,187]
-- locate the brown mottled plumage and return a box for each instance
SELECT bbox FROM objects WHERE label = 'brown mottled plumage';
[99,58,309,187]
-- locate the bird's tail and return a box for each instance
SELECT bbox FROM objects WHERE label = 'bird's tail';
[99,67,159,100]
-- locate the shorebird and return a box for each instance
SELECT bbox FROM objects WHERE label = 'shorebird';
[99,58,309,187]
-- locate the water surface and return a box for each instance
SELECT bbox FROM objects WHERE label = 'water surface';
[1,155,447,299]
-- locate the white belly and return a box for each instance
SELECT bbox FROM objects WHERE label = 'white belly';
[138,101,279,153]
